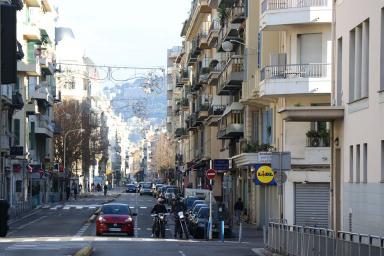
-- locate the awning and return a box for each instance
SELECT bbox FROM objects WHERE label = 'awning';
[278,106,344,122]
[232,152,272,168]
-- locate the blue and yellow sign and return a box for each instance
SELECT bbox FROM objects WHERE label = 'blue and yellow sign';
[253,164,277,185]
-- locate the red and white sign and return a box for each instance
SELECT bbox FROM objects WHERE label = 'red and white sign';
[206,169,216,180]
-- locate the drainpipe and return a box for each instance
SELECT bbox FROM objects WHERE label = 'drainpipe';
[330,0,338,231]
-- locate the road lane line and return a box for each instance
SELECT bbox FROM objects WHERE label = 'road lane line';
[139,206,147,209]
[71,237,84,241]
[22,239,37,242]
[179,251,187,256]
[17,215,47,230]
[46,238,61,242]
[74,223,91,237]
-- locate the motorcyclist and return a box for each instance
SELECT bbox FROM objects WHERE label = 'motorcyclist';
[151,197,168,237]
[171,195,187,238]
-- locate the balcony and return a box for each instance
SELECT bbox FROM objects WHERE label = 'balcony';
[185,0,211,40]
[39,56,55,75]
[180,98,189,110]
[207,20,220,48]
[25,100,39,116]
[0,84,13,107]
[207,59,224,86]
[0,134,10,153]
[31,83,54,105]
[31,115,54,138]
[187,51,198,66]
[197,22,210,50]
[186,114,198,131]
[17,58,41,76]
[217,102,244,139]
[217,56,244,95]
[24,0,40,7]
[260,0,332,31]
[175,128,187,138]
[197,103,209,121]
[206,104,226,126]
[230,4,246,24]
[22,23,40,41]
[259,63,331,97]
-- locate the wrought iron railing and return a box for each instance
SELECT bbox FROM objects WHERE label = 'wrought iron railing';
[261,0,328,13]
[260,63,330,81]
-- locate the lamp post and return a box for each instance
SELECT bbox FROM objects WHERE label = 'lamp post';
[63,128,85,186]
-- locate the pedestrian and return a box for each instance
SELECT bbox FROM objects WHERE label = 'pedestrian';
[79,184,82,193]
[72,182,78,200]
[103,184,108,197]
[91,183,95,192]
[96,183,101,192]
[66,185,71,201]
[234,198,244,225]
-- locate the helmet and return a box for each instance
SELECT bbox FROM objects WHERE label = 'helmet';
[157,197,165,204]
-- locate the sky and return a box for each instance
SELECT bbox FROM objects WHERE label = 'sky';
[57,0,191,68]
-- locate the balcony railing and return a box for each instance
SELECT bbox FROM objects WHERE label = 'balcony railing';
[230,4,246,23]
[261,0,328,13]
[208,105,226,116]
[260,63,329,81]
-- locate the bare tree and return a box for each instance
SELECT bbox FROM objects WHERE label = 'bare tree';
[154,133,175,179]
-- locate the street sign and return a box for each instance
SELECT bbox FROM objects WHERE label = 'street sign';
[212,159,229,172]
[271,152,291,171]
[206,169,216,180]
[255,166,274,184]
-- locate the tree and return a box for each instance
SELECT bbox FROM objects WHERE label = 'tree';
[154,133,175,180]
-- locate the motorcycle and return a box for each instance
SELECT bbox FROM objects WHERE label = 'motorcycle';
[151,213,168,238]
[175,211,189,239]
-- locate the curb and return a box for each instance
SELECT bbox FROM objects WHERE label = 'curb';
[73,246,93,256]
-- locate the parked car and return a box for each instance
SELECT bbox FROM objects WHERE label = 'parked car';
[139,182,153,195]
[125,184,136,193]
[183,196,200,211]
[190,206,210,238]
[187,203,208,235]
[96,203,137,236]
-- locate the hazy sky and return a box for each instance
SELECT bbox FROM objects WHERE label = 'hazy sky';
[57,0,191,68]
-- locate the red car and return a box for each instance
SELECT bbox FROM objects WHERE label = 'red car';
[96,203,137,236]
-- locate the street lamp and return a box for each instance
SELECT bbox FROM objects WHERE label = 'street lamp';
[63,128,85,177]
[221,39,247,52]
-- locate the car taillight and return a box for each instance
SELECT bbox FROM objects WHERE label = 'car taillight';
[125,217,133,223]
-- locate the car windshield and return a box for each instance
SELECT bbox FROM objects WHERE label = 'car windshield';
[127,185,135,188]
[102,205,130,215]
[192,200,205,209]
[198,208,209,218]
[143,183,152,188]
[185,197,199,209]
[166,188,176,193]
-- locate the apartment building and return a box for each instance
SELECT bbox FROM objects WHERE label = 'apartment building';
[333,0,384,236]
[11,0,58,206]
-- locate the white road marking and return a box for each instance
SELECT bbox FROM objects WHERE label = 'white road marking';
[0,239,12,243]
[71,237,84,241]
[22,239,37,242]
[139,206,147,209]
[63,206,70,210]
[74,223,91,237]
[179,250,187,256]
[94,237,108,241]
[46,238,61,242]
[17,216,47,230]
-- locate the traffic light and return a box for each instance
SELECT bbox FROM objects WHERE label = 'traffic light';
[0,199,10,237]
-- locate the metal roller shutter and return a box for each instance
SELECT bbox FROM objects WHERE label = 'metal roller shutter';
[295,183,330,228]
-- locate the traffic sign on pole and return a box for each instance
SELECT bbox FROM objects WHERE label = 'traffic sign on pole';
[206,169,216,180]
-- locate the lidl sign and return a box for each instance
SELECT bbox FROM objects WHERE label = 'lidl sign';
[254,164,276,186]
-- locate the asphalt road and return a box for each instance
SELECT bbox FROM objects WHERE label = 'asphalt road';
[0,190,261,256]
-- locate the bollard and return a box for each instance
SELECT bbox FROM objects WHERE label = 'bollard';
[238,222,243,243]
[221,220,224,242]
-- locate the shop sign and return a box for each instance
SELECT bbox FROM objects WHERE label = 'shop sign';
[253,164,276,186]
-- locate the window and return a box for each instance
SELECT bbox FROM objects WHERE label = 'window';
[356,144,360,183]
[349,19,370,102]
[13,119,20,145]
[252,111,259,144]
[29,122,35,150]
[349,145,353,183]
[363,143,367,183]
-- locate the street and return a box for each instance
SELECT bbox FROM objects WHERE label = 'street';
[0,191,262,256]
